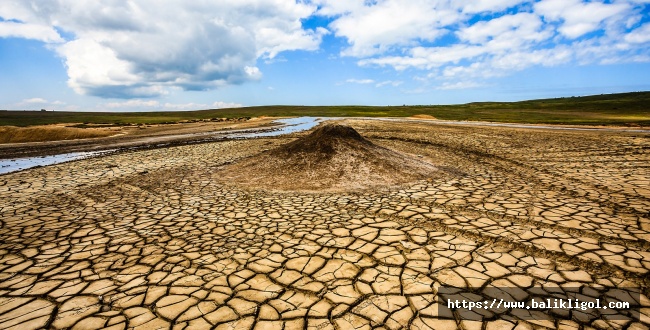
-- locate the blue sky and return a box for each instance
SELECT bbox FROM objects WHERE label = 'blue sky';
[1,0,649,111]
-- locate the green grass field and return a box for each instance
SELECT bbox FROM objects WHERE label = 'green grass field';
[1,91,649,127]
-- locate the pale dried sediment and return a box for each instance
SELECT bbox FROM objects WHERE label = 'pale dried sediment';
[0,119,649,329]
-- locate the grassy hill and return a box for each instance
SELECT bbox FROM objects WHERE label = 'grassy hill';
[1,91,649,127]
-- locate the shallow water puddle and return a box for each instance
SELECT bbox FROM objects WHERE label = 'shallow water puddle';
[0,150,117,175]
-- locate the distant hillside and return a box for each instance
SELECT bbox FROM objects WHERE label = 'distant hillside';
[1,91,649,127]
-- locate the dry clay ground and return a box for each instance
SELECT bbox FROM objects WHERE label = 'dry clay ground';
[1,119,649,330]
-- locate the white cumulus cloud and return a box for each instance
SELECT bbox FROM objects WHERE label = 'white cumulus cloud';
[459,0,527,14]
[346,78,375,84]
[102,100,241,111]
[0,21,63,43]
[625,23,650,44]
[436,81,483,90]
[376,80,403,87]
[534,0,630,39]
[0,1,324,98]
[16,98,66,109]
[331,0,649,87]
[22,98,48,104]
[318,0,460,57]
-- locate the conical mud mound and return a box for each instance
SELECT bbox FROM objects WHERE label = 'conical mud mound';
[218,124,439,191]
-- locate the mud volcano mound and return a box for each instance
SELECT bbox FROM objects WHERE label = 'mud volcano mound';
[219,124,439,191]
[276,124,371,156]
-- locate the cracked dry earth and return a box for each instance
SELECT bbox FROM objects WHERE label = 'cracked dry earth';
[1,119,649,330]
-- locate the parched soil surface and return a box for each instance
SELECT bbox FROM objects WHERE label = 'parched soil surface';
[1,119,649,329]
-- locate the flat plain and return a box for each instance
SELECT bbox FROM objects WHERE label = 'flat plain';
[3,91,650,127]
[1,118,649,329]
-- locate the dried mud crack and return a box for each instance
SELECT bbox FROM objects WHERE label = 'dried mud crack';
[0,119,649,330]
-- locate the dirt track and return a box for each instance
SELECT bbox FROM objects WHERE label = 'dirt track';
[1,118,649,329]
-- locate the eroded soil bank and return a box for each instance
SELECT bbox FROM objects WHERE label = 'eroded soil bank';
[0,117,278,159]
[1,118,649,329]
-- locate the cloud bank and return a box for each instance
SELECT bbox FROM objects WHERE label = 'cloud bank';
[0,0,324,98]
[316,0,650,88]
[1,0,649,97]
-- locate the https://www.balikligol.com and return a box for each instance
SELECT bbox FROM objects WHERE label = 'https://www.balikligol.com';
[447,298,631,312]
